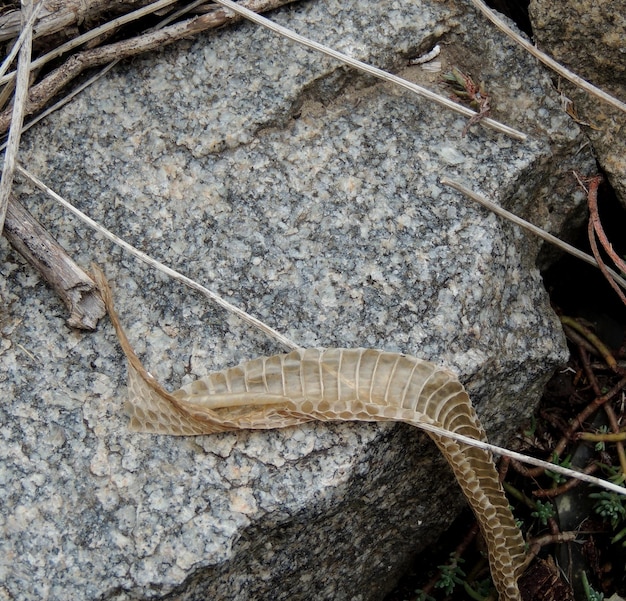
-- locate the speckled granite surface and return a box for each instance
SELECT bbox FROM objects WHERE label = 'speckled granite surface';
[1,0,595,599]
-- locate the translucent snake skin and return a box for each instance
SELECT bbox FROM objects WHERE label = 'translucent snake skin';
[94,268,526,600]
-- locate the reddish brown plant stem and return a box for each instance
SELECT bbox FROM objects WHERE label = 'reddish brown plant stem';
[512,374,626,479]
[604,403,626,477]
[532,463,599,498]
[586,174,626,307]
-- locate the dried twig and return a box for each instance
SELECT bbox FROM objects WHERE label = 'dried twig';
[532,463,598,498]
[0,0,156,43]
[468,0,626,115]
[3,196,105,329]
[585,175,626,307]
[212,0,527,141]
[0,0,35,232]
[0,1,42,81]
[12,161,626,495]
[0,0,300,134]
[527,531,578,556]
[0,0,181,87]
[440,177,626,292]
[560,316,618,372]
[512,371,626,480]
[15,164,300,351]
[0,0,210,150]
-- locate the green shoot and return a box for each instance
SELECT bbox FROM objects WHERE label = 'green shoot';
[581,570,604,601]
[589,491,626,529]
[531,500,555,526]
[434,553,466,595]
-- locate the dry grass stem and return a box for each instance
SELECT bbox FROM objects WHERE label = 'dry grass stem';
[0,0,212,149]
[0,0,180,87]
[468,0,626,115]
[0,0,42,81]
[440,177,626,291]
[212,0,528,141]
[3,196,106,329]
[0,0,35,232]
[0,0,299,134]
[588,219,626,306]
[586,176,626,306]
[12,162,626,497]
[16,164,300,351]
[0,0,155,43]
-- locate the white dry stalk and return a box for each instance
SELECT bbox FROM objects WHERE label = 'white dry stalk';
[0,0,212,153]
[0,1,42,81]
[0,0,181,87]
[468,0,626,115]
[211,0,528,141]
[16,164,300,351]
[15,164,625,496]
[440,177,626,291]
[0,0,35,232]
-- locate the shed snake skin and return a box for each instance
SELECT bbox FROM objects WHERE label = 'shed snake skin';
[93,267,526,600]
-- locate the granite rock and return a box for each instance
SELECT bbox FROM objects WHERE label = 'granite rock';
[529,0,626,206]
[1,0,595,599]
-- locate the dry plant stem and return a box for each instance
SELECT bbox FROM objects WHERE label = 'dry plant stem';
[527,532,577,557]
[0,0,300,134]
[579,345,602,397]
[0,0,156,43]
[532,463,599,498]
[0,1,42,81]
[580,350,626,477]
[580,431,626,442]
[516,374,626,480]
[468,0,626,115]
[563,325,603,360]
[560,316,618,372]
[440,177,626,292]
[212,0,527,141]
[0,0,34,232]
[17,163,626,496]
[0,60,120,149]
[586,175,626,306]
[3,196,105,329]
[16,164,300,351]
[603,403,626,477]
[0,0,181,87]
[589,220,626,307]
[0,0,210,150]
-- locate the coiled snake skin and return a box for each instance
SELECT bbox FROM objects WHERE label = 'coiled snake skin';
[94,268,526,600]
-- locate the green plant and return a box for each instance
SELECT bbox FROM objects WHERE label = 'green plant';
[594,426,610,452]
[434,553,466,595]
[413,591,436,601]
[523,415,537,438]
[589,491,626,529]
[581,570,604,601]
[545,453,572,485]
[531,499,555,526]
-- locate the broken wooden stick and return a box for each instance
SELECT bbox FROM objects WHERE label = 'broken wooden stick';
[3,195,105,330]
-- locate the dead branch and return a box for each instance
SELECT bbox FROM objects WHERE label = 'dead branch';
[0,0,299,135]
[3,195,105,329]
[0,0,157,44]
[0,0,35,232]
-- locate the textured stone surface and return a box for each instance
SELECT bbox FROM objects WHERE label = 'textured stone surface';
[529,0,626,206]
[0,1,595,599]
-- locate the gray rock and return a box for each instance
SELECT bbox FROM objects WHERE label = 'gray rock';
[530,0,626,207]
[1,1,594,599]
